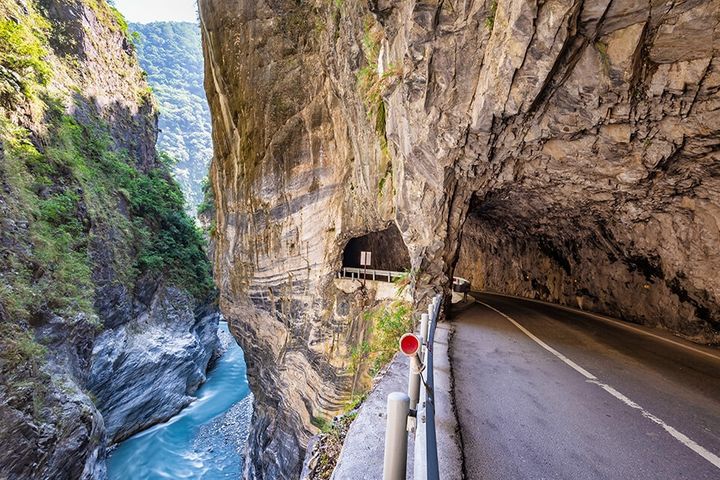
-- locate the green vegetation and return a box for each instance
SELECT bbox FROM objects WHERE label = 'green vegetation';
[485,0,498,30]
[311,415,334,433]
[0,323,47,371]
[393,268,416,296]
[343,392,367,412]
[310,300,412,478]
[347,341,370,376]
[0,108,214,323]
[208,220,218,238]
[0,322,50,420]
[124,168,214,296]
[0,1,86,425]
[377,162,393,197]
[364,301,412,375]
[347,301,412,383]
[356,20,402,165]
[356,19,403,199]
[197,176,215,216]
[0,2,216,430]
[83,0,130,36]
[311,410,358,479]
[0,15,51,103]
[310,390,365,479]
[109,6,129,35]
[130,22,212,213]
[595,41,611,74]
[0,116,95,319]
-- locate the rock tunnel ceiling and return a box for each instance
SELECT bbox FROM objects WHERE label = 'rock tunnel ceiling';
[198,0,720,477]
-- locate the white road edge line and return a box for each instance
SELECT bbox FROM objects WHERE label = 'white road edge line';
[477,300,720,471]
[484,291,720,362]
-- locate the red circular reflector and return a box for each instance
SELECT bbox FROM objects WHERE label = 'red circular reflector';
[399,333,420,356]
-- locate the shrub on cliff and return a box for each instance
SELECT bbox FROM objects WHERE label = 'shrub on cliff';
[125,168,215,298]
[347,300,412,393]
[366,301,412,375]
[0,109,214,324]
[0,14,51,104]
[62,111,215,300]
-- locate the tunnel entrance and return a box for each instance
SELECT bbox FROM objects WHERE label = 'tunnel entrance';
[455,189,720,344]
[342,224,410,272]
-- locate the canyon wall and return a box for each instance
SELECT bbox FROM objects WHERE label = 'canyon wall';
[200,0,720,477]
[452,0,720,345]
[0,1,218,477]
[198,2,400,477]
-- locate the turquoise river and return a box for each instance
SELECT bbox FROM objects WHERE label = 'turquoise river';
[107,322,251,479]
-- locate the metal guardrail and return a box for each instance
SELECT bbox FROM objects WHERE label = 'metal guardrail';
[418,295,441,480]
[383,294,443,480]
[339,268,471,294]
[452,276,470,293]
[337,267,406,283]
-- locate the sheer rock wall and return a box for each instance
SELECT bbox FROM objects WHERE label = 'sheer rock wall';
[200,0,720,476]
[198,1,407,477]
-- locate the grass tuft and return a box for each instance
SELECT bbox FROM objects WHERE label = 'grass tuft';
[485,0,498,31]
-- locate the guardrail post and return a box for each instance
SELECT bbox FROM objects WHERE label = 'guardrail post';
[408,353,422,412]
[420,313,429,348]
[384,392,410,480]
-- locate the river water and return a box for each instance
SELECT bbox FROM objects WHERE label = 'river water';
[107,322,252,479]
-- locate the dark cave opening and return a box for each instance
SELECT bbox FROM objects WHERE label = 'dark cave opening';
[342,224,411,272]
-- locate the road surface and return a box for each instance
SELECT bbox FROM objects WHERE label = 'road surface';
[451,292,720,480]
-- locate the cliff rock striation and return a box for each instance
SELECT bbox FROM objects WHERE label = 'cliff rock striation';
[0,1,217,477]
[199,0,720,477]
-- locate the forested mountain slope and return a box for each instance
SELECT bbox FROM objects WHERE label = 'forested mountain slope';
[130,21,211,214]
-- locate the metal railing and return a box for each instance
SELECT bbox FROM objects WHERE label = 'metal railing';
[383,294,443,480]
[452,276,470,293]
[338,268,471,293]
[337,267,406,283]
[417,295,441,480]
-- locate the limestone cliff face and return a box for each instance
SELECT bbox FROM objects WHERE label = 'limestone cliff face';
[199,1,400,478]
[0,1,217,478]
[200,0,720,477]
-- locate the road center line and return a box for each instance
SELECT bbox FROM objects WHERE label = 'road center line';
[477,300,720,471]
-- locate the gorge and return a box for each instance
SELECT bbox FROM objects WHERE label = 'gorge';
[106,322,252,479]
[1,0,719,479]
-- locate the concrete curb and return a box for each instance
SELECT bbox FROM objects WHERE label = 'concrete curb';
[433,320,464,480]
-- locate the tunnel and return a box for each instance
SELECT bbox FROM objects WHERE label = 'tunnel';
[342,224,411,272]
[454,189,720,345]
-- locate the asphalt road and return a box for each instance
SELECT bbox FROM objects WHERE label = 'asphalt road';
[451,292,720,480]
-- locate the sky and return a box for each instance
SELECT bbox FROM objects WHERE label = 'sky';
[112,0,198,23]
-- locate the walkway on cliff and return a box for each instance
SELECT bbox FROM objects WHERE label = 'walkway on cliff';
[451,292,720,480]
